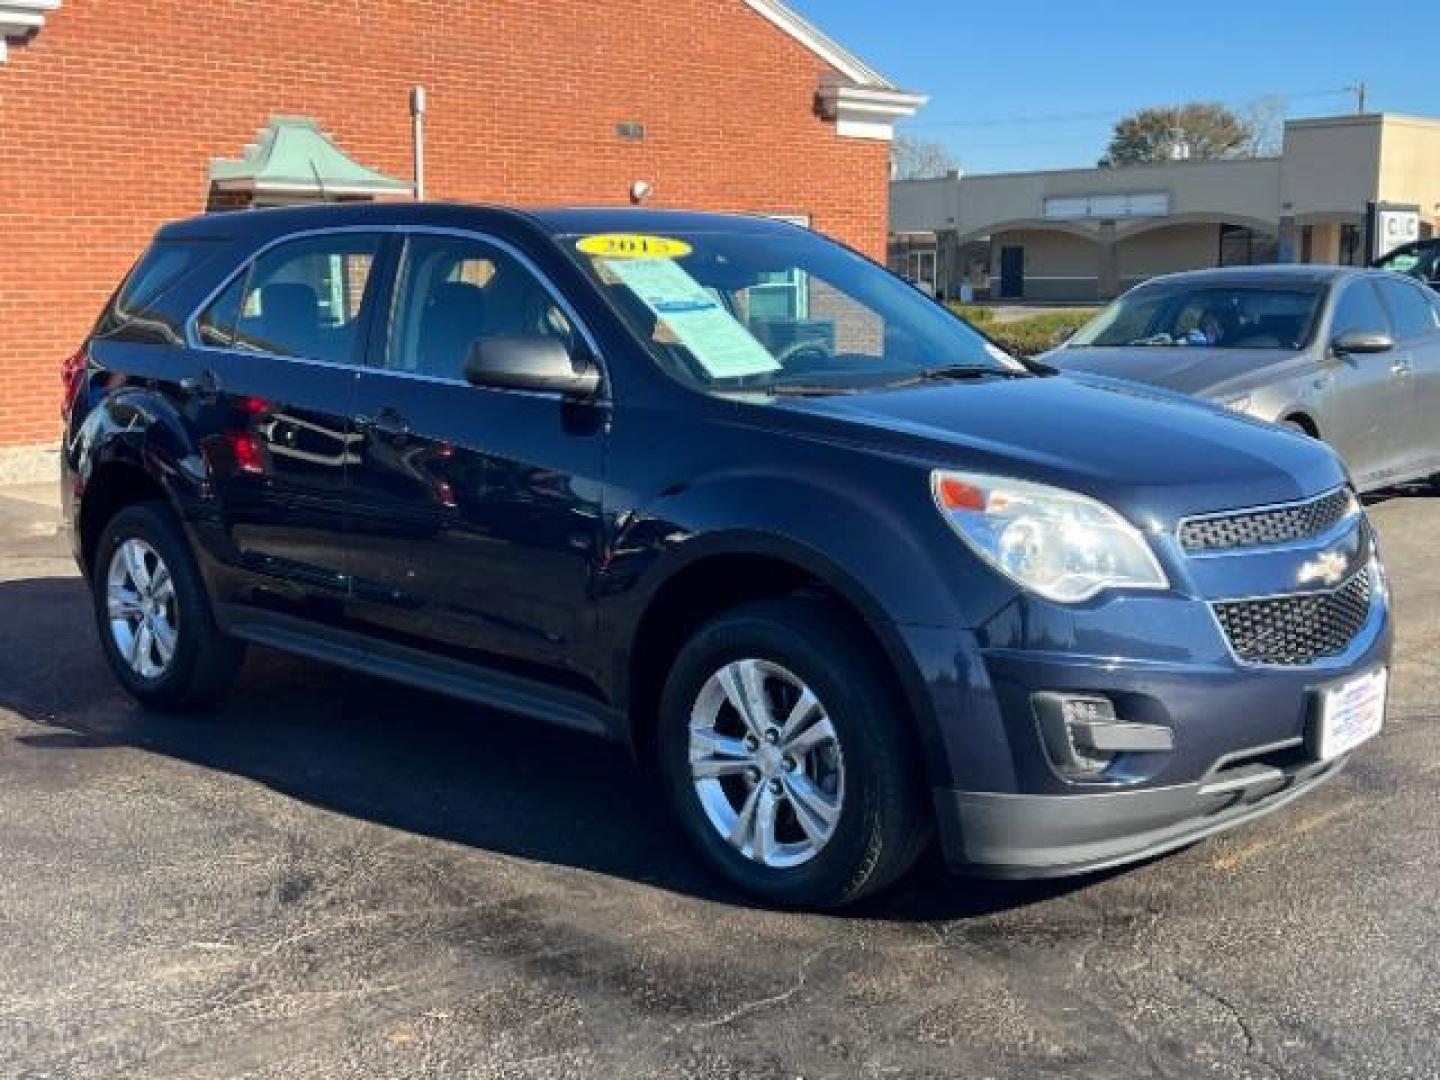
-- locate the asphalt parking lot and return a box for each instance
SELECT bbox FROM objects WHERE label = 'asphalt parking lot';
[0,484,1436,1080]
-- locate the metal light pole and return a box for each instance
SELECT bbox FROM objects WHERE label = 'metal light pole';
[411,86,427,201]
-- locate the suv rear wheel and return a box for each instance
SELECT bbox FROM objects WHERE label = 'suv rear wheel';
[92,502,245,711]
[657,599,930,907]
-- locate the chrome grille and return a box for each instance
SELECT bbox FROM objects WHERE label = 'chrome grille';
[1180,488,1356,553]
[1213,567,1373,666]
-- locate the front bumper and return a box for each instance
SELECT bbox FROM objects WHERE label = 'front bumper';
[898,536,1391,877]
[936,752,1346,878]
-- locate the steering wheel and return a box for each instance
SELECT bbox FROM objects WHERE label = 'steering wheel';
[774,340,834,370]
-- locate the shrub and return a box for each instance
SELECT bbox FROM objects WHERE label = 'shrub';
[947,305,1101,358]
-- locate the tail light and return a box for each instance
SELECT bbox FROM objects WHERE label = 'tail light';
[61,346,89,418]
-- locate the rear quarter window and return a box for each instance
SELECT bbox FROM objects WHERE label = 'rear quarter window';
[96,240,222,339]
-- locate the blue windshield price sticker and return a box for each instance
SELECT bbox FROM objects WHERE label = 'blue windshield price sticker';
[602,258,780,379]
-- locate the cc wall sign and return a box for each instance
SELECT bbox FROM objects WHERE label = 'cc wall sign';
[1369,202,1422,260]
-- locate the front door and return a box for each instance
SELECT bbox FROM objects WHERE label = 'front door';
[1374,275,1440,479]
[345,230,607,692]
[1317,277,1412,488]
[191,232,385,614]
[999,246,1024,299]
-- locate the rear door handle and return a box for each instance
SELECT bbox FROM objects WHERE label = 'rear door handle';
[357,406,410,440]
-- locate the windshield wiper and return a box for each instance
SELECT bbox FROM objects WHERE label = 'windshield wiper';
[763,383,869,397]
[884,363,1031,389]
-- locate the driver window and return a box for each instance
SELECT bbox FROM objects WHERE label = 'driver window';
[1331,281,1390,340]
[385,234,574,380]
[1377,278,1437,340]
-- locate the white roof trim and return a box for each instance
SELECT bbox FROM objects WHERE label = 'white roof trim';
[818,80,929,142]
[0,0,60,61]
[743,0,897,89]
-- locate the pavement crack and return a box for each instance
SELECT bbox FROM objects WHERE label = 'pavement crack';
[1170,968,1283,1080]
[690,942,835,1031]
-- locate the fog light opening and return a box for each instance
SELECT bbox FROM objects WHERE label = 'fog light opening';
[1033,692,1176,782]
[1060,697,1117,774]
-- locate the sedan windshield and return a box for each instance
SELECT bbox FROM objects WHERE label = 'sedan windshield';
[1070,284,1323,351]
[1376,243,1440,283]
[560,226,1023,395]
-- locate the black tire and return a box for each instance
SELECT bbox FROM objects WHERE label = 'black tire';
[91,501,245,711]
[657,598,930,908]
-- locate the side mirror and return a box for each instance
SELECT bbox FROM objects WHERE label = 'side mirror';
[464,335,601,396]
[1331,330,1394,356]
[1049,326,1077,348]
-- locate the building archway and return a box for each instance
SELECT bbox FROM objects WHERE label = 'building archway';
[980,225,1104,302]
[1115,212,1277,242]
[1114,216,1280,292]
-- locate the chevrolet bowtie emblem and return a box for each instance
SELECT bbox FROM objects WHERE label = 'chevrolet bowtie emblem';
[1298,550,1349,588]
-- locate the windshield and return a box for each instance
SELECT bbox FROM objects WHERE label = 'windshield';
[1376,244,1440,282]
[1069,284,1322,351]
[560,226,1022,395]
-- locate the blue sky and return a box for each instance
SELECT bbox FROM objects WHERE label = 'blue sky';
[787,0,1440,174]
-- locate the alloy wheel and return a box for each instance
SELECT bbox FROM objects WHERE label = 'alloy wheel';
[105,538,179,681]
[688,658,845,869]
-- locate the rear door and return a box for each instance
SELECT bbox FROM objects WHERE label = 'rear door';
[1317,276,1412,488]
[1374,275,1440,480]
[190,231,387,615]
[344,229,608,691]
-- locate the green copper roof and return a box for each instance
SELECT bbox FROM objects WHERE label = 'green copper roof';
[209,116,412,198]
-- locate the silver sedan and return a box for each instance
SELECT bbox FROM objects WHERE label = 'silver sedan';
[1047,265,1440,492]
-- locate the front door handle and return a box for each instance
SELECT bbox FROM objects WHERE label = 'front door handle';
[357,407,411,440]
[1391,357,1412,377]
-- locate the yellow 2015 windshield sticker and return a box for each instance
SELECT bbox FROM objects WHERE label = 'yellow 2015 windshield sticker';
[576,234,693,260]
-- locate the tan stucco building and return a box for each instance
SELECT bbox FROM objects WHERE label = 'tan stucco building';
[891,113,1440,302]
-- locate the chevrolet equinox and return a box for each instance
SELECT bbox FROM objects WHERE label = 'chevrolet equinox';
[62,204,1392,907]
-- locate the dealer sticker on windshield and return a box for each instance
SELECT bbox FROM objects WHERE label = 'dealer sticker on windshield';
[600,257,780,379]
[576,234,693,260]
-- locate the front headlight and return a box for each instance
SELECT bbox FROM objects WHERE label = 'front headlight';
[1221,395,1253,414]
[931,470,1169,603]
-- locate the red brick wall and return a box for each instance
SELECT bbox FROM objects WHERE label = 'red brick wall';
[0,0,891,449]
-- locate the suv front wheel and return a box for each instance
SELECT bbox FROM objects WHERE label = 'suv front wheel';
[658,599,930,907]
[92,502,245,711]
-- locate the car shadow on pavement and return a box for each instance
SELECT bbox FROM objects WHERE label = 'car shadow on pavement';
[0,573,1096,921]
[1362,479,1438,506]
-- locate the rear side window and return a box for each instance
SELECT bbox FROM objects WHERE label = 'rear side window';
[200,234,382,365]
[97,240,217,337]
[197,274,246,346]
[1376,278,1439,340]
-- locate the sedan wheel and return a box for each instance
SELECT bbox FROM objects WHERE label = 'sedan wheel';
[689,658,845,869]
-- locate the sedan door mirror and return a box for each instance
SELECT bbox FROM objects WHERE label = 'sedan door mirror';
[1331,330,1395,356]
[464,335,602,396]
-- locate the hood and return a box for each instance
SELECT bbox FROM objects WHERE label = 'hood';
[1048,345,1289,396]
[757,373,1345,525]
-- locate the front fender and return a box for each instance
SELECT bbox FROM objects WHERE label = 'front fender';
[610,466,1012,631]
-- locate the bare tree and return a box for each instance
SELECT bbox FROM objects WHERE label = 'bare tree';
[1099,103,1254,167]
[892,135,958,180]
[1240,95,1288,157]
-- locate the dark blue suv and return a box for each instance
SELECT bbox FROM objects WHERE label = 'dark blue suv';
[63,204,1392,907]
